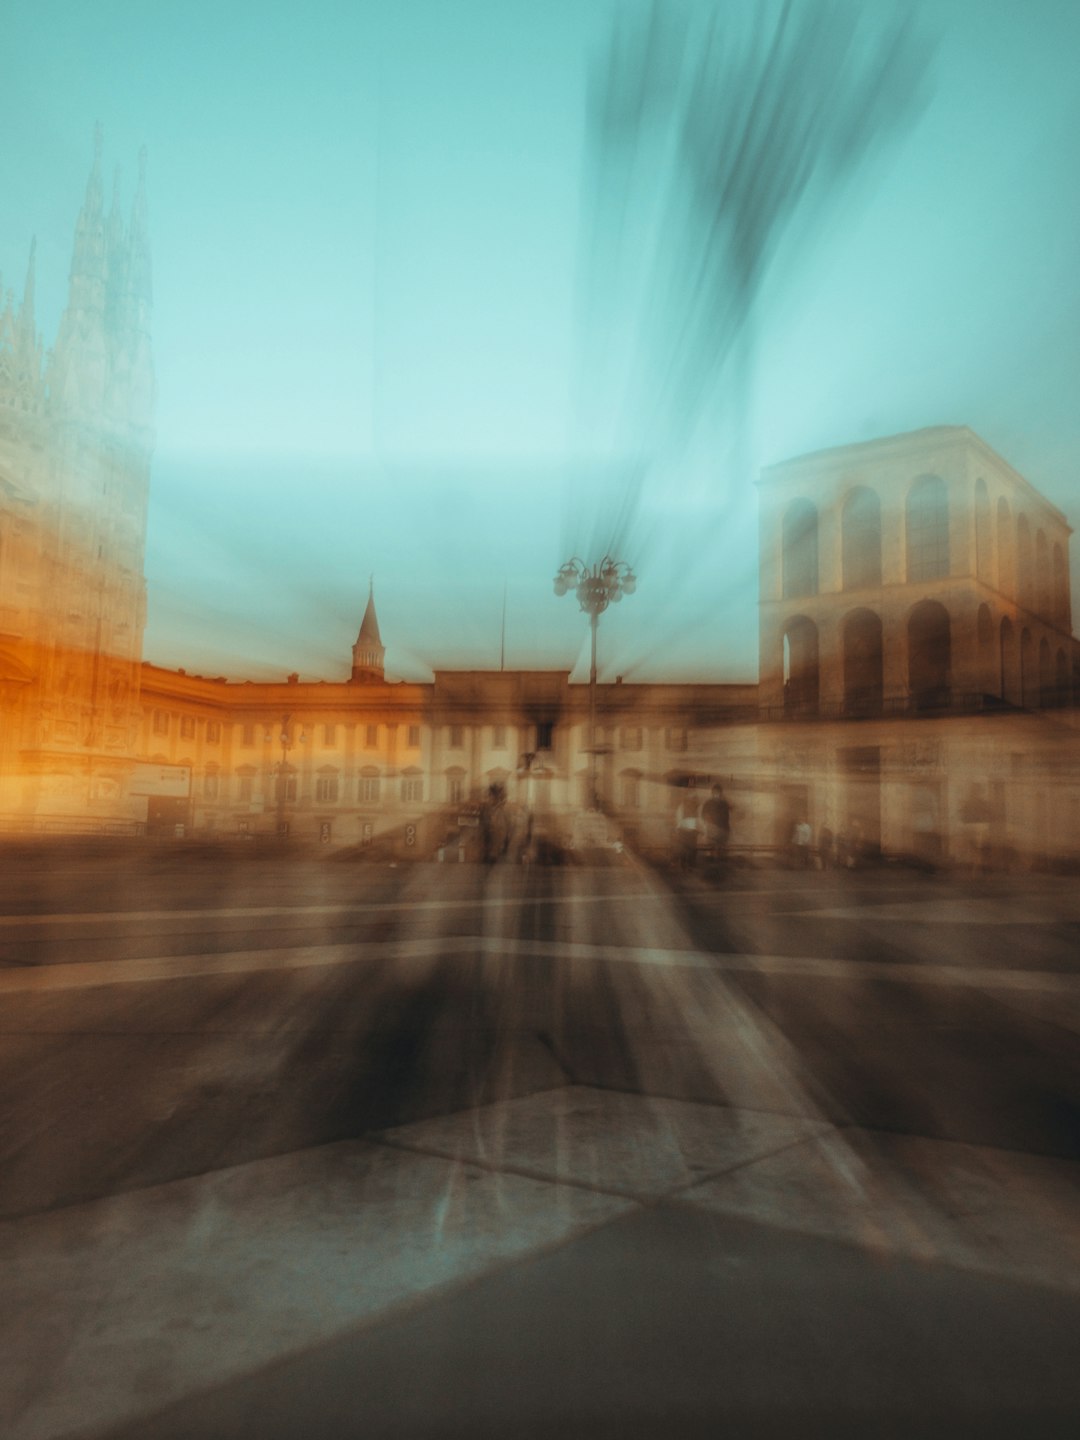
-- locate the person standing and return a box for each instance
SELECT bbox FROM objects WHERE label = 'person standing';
[674,791,701,870]
[702,784,732,865]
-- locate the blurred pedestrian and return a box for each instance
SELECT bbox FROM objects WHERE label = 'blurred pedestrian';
[480,782,507,865]
[702,784,732,867]
[674,791,700,870]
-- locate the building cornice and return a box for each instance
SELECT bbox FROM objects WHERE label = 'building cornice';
[759,425,1072,532]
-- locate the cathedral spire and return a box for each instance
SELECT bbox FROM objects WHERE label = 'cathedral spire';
[69,122,106,295]
[50,126,109,417]
[127,147,152,310]
[9,238,44,405]
[124,145,155,436]
[105,166,126,329]
[0,239,44,409]
[350,579,386,683]
[16,238,36,348]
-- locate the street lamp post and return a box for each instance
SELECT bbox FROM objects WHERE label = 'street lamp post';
[553,555,636,809]
[267,714,303,837]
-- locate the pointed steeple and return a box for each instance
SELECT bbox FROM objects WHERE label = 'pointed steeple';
[69,121,106,300]
[127,146,152,309]
[0,286,15,392]
[105,166,126,331]
[7,238,45,407]
[0,236,44,410]
[123,145,155,436]
[16,238,36,349]
[50,125,109,417]
[359,577,382,645]
[350,578,386,683]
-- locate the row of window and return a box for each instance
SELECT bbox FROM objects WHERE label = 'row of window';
[148,717,691,752]
[208,773,422,803]
[209,774,660,814]
[782,479,1071,627]
[781,601,1075,715]
[149,716,423,748]
[782,603,952,716]
[783,478,948,600]
[975,488,1070,626]
[204,771,664,808]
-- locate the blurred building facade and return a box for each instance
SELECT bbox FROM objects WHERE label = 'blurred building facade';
[0,128,153,832]
[129,427,1080,869]
[755,427,1080,868]
[2,148,1079,864]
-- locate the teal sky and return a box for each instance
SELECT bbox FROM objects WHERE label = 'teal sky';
[4,1,1080,683]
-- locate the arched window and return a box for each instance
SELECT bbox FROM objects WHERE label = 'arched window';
[996,497,1014,596]
[315,768,340,804]
[1039,637,1052,708]
[842,609,883,715]
[445,766,467,805]
[841,488,882,591]
[782,500,819,599]
[271,764,295,804]
[1020,628,1036,707]
[908,600,951,710]
[1036,530,1050,618]
[1053,543,1069,629]
[1016,515,1034,611]
[976,603,995,696]
[1000,616,1019,705]
[974,479,992,583]
[906,476,949,582]
[620,769,642,810]
[782,616,819,715]
[401,768,423,803]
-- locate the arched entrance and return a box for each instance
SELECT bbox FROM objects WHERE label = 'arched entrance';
[842,609,883,716]
[908,600,951,711]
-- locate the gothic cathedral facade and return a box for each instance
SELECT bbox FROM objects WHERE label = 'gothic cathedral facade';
[0,128,154,830]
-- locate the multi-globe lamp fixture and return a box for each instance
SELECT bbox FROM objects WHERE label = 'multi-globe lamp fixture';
[553,556,637,808]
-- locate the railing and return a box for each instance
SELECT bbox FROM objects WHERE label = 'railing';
[764,689,1078,723]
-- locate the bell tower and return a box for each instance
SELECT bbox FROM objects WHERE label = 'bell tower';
[350,580,385,683]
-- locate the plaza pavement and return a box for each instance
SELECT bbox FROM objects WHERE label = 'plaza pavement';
[1,855,1078,1437]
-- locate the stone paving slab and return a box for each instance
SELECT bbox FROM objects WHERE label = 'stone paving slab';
[6,1084,1078,1440]
[0,1133,633,1440]
[378,1084,832,1198]
[680,1125,1080,1292]
[100,1204,1080,1440]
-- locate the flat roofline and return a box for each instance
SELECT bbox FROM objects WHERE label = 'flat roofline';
[759,425,1071,531]
[433,668,572,679]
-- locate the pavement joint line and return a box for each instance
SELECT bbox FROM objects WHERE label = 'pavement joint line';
[3,933,1079,995]
[541,1078,824,1124]
[664,1128,841,1197]
[4,1183,652,1437]
[368,1134,654,1205]
[0,892,661,928]
[0,882,929,929]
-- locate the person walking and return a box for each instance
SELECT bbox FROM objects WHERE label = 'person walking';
[792,817,812,868]
[674,791,701,871]
[701,783,732,868]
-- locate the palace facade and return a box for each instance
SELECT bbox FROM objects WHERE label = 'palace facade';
[3,140,1079,866]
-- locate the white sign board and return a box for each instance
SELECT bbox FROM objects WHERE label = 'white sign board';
[130,762,191,798]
